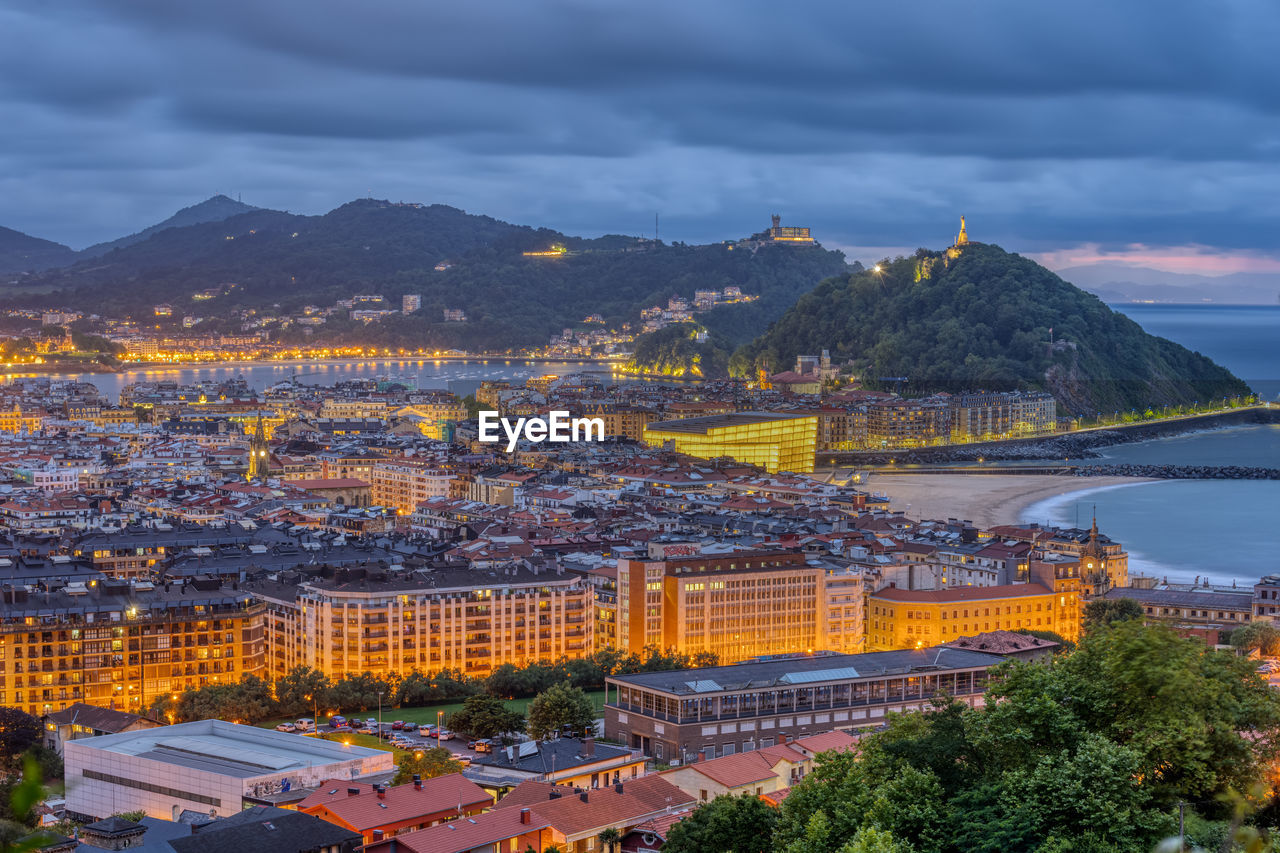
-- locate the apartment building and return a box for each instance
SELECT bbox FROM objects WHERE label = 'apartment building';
[615,548,864,663]
[369,459,454,514]
[0,577,266,718]
[72,523,255,579]
[250,562,593,681]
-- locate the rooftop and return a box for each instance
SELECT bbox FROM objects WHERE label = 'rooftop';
[645,411,816,435]
[65,719,391,779]
[607,646,1005,695]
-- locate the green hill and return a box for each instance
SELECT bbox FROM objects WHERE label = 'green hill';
[78,194,263,258]
[0,226,77,275]
[23,200,849,351]
[732,243,1251,415]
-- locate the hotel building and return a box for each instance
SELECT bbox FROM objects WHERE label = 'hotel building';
[643,412,817,474]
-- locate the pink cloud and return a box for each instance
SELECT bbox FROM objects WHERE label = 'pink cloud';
[1030,243,1280,277]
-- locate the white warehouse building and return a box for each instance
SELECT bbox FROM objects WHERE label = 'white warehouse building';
[64,719,394,821]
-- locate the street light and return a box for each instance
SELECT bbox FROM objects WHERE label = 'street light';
[437,710,444,749]
[377,691,384,740]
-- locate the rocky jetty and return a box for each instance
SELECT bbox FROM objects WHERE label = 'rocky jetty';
[1072,464,1280,480]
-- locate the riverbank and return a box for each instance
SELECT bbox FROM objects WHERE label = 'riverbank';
[846,473,1157,529]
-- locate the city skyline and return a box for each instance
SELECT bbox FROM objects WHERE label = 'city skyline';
[6,0,1280,282]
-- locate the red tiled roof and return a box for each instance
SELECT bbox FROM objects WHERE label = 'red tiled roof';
[792,730,861,756]
[369,805,548,853]
[668,752,782,788]
[299,775,490,832]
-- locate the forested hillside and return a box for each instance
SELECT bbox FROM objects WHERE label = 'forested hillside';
[732,243,1250,414]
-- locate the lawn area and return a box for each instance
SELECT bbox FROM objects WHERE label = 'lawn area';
[256,689,606,732]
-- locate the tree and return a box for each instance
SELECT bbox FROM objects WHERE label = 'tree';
[393,747,462,785]
[273,666,331,717]
[1232,622,1280,657]
[1082,597,1144,631]
[836,827,915,853]
[0,710,41,767]
[526,683,595,740]
[329,672,398,712]
[662,794,778,853]
[448,694,525,740]
[597,827,620,853]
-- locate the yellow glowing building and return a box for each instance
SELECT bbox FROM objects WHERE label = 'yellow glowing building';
[643,411,817,473]
[867,568,1081,652]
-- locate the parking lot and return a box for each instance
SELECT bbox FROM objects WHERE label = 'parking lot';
[274,716,512,766]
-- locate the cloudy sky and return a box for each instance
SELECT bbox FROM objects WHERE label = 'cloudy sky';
[5,0,1280,273]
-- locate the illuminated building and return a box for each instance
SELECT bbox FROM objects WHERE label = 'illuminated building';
[0,577,266,718]
[0,405,46,434]
[582,404,659,441]
[866,398,952,448]
[369,459,453,514]
[246,414,270,481]
[252,563,592,681]
[767,214,815,244]
[643,412,817,474]
[605,646,1004,761]
[401,294,422,313]
[615,547,862,663]
[866,562,1081,652]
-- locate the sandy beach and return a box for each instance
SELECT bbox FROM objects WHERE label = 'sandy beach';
[844,473,1157,529]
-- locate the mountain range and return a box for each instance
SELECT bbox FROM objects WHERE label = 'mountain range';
[0,195,259,275]
[1,197,850,351]
[1054,262,1280,305]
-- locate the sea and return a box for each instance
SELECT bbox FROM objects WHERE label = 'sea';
[1023,303,1280,586]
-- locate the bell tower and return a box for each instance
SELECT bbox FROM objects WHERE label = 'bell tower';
[247,413,270,481]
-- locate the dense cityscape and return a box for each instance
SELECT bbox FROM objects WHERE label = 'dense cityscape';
[0,357,1271,853]
[5,1,1280,852]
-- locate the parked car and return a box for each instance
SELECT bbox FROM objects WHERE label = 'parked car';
[329,715,347,727]
[357,725,376,735]
[275,723,297,732]
[391,721,405,730]
[296,718,315,732]
[435,728,455,741]
[418,725,436,737]
[450,753,472,767]
[467,740,493,753]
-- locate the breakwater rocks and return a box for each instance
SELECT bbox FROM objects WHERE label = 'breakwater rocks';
[1072,464,1280,480]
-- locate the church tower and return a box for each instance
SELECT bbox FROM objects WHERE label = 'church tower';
[1080,514,1127,594]
[247,413,270,481]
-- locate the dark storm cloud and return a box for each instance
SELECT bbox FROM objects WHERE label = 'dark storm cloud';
[5,0,1280,270]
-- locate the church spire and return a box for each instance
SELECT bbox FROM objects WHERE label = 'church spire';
[247,412,270,481]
